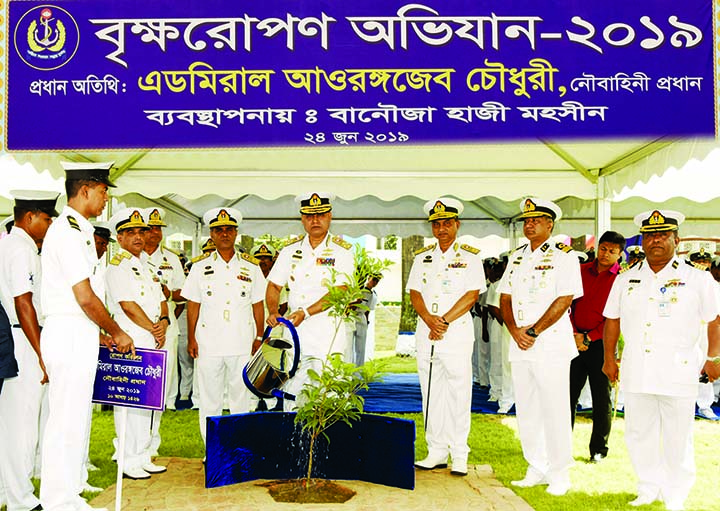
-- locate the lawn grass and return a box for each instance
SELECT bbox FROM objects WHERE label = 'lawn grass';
[70,402,720,511]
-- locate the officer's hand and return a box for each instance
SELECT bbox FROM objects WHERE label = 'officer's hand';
[574,333,588,352]
[155,333,166,349]
[39,358,49,385]
[114,331,136,356]
[603,358,619,384]
[702,360,720,382]
[428,326,445,341]
[509,326,536,350]
[252,338,262,355]
[425,315,448,334]
[266,313,281,328]
[188,338,199,359]
[161,284,171,300]
[288,310,305,327]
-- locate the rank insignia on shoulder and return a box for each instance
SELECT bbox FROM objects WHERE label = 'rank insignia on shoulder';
[540,243,550,253]
[512,244,527,253]
[67,215,81,231]
[415,244,436,256]
[240,252,260,265]
[460,244,480,255]
[283,235,305,249]
[555,242,572,253]
[331,235,352,250]
[191,252,211,264]
[109,254,123,266]
[683,260,703,270]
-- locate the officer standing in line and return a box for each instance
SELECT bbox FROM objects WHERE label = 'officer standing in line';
[142,208,185,456]
[0,190,58,511]
[499,198,583,497]
[92,223,114,259]
[40,162,134,511]
[409,198,486,477]
[106,208,169,480]
[626,245,645,268]
[182,208,266,445]
[603,210,720,510]
[265,192,354,410]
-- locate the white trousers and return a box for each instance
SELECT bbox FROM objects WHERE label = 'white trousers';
[114,406,152,470]
[0,328,44,511]
[163,329,178,408]
[40,316,99,511]
[282,356,323,412]
[177,330,195,399]
[696,381,715,409]
[197,355,251,443]
[489,320,514,407]
[511,358,573,486]
[624,392,696,505]
[471,316,490,386]
[417,350,473,462]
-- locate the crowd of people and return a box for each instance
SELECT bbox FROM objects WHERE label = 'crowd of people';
[0,161,718,511]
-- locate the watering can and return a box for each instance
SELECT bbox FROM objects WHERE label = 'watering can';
[242,317,300,401]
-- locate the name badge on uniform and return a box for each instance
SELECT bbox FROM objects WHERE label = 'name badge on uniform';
[658,301,671,317]
[441,279,452,293]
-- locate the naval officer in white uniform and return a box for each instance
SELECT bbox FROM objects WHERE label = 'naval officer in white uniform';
[603,209,720,511]
[40,162,134,511]
[106,208,168,480]
[265,192,354,410]
[499,198,583,497]
[0,190,58,511]
[408,198,485,477]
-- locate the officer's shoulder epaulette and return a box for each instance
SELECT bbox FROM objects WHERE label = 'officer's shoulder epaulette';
[109,251,131,266]
[618,265,631,274]
[414,243,436,256]
[511,243,528,253]
[331,235,352,250]
[191,252,211,264]
[555,242,572,253]
[282,235,304,249]
[460,243,480,255]
[684,259,705,271]
[67,215,81,231]
[240,252,260,265]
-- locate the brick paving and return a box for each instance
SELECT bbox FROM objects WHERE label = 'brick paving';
[91,457,534,511]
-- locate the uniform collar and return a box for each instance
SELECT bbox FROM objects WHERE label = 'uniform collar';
[9,225,38,252]
[303,232,331,251]
[120,248,142,263]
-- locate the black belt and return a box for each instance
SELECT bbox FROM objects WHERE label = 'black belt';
[11,324,21,328]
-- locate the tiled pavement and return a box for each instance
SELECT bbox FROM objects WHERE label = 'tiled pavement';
[91,457,534,511]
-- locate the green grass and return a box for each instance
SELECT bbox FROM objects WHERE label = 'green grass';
[67,404,720,511]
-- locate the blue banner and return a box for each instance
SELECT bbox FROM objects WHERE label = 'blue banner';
[6,1,716,150]
[92,346,167,411]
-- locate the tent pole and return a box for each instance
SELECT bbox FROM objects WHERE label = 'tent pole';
[595,176,611,241]
[193,221,202,257]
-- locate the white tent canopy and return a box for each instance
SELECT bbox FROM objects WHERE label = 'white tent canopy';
[5,137,720,243]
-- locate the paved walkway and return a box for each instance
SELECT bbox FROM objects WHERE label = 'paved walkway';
[91,457,534,511]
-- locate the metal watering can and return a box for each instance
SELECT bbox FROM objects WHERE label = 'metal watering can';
[242,317,300,401]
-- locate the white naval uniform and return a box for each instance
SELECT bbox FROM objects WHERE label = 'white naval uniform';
[0,227,45,511]
[39,206,105,511]
[485,280,514,410]
[604,257,720,506]
[498,241,582,487]
[106,249,164,471]
[267,233,354,410]
[181,251,265,443]
[143,246,185,453]
[406,241,486,463]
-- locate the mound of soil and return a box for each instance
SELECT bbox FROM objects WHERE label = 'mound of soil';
[257,479,356,503]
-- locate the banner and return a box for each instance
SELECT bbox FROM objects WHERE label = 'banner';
[6,0,716,150]
[92,346,167,411]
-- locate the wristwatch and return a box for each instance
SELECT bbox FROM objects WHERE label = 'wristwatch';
[526,327,538,338]
[582,333,591,347]
[707,355,720,364]
[300,307,310,319]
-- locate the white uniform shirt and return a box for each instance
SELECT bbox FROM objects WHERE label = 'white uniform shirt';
[268,233,354,357]
[406,241,486,355]
[0,227,42,325]
[41,206,104,321]
[498,241,583,361]
[182,251,265,357]
[142,246,185,337]
[105,249,164,348]
[604,257,720,397]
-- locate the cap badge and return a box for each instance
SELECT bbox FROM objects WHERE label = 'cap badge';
[524,199,536,213]
[150,209,161,222]
[218,209,230,222]
[433,201,446,213]
[648,210,665,225]
[130,210,142,223]
[309,193,321,206]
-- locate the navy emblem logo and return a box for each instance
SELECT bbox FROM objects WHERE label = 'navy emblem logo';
[14,5,79,70]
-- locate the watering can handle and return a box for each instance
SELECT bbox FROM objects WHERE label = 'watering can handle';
[269,317,301,378]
